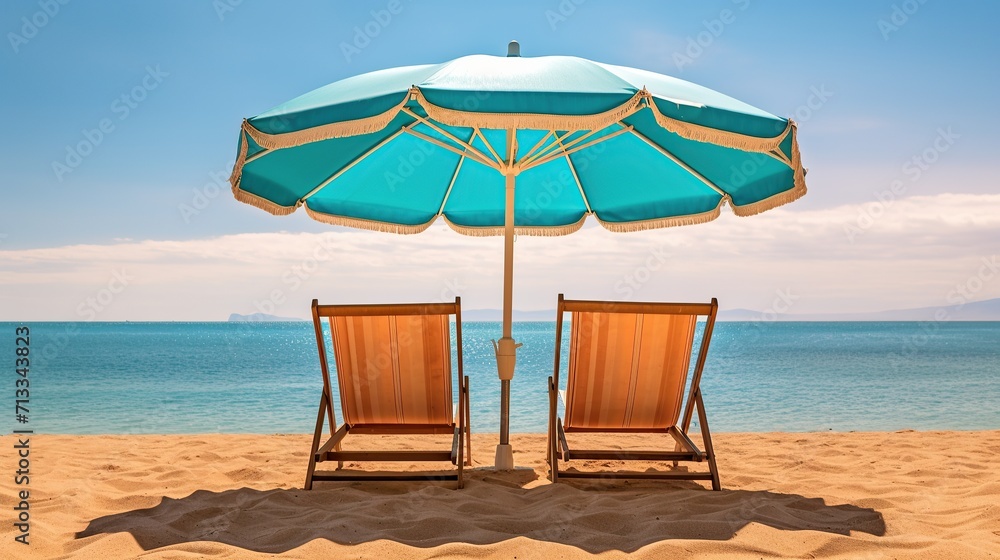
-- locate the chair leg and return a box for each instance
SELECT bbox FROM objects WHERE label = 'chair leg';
[548,376,559,482]
[452,379,469,490]
[304,393,328,490]
[456,428,464,489]
[464,376,472,466]
[545,377,552,466]
[695,390,721,491]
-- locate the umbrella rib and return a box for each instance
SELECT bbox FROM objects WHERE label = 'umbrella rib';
[519,129,580,168]
[520,128,609,169]
[626,127,729,198]
[473,127,504,167]
[506,128,516,167]
[436,128,475,217]
[298,127,408,204]
[244,148,271,165]
[522,125,633,172]
[520,130,555,163]
[768,148,792,167]
[436,153,465,218]
[555,135,593,215]
[404,128,497,169]
[401,107,497,169]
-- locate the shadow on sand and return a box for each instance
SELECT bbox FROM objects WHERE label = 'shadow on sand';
[78,468,885,554]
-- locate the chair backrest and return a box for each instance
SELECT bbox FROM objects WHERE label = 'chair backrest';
[312,299,462,427]
[556,296,718,431]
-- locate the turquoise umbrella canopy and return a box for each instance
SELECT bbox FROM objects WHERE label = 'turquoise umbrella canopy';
[230,47,806,234]
[229,43,807,469]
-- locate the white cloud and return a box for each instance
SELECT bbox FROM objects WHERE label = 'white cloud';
[1,193,998,320]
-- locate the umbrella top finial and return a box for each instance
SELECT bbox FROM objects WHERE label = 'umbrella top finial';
[506,40,520,57]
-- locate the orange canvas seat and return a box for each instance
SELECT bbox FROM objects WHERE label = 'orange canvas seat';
[305,298,471,489]
[547,295,721,489]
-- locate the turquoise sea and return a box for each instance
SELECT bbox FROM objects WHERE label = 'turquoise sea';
[4,321,999,434]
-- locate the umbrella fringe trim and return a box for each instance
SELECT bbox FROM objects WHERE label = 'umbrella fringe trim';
[228,133,300,216]
[234,86,795,161]
[442,215,588,237]
[730,185,805,217]
[647,98,795,154]
[412,89,646,132]
[234,89,805,174]
[730,128,808,216]
[230,89,809,226]
[597,205,722,232]
[228,131,249,187]
[304,205,436,234]
[231,186,299,216]
[238,88,798,160]
[240,95,411,151]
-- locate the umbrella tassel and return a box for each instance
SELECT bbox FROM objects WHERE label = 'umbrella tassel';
[241,95,411,151]
[413,88,645,133]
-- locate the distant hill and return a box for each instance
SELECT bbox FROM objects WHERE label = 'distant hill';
[717,297,1000,322]
[228,312,306,322]
[227,298,1000,323]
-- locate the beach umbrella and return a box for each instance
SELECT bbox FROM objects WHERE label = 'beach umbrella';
[228,41,807,469]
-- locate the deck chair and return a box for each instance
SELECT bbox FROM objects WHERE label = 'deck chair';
[547,295,721,490]
[305,297,471,489]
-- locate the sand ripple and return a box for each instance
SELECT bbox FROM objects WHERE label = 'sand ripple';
[1,431,998,558]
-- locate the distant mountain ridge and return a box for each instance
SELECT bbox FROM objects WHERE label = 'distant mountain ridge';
[470,298,1000,322]
[717,297,1000,322]
[228,312,307,322]
[227,298,1000,323]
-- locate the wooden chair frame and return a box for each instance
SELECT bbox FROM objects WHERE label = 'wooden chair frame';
[305,297,471,489]
[547,295,721,490]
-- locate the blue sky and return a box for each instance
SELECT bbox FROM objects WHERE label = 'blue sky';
[2,0,999,320]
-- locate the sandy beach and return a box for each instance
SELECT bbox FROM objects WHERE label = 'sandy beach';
[2,430,998,559]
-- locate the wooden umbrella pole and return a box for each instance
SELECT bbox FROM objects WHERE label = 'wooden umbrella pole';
[494,129,519,470]
[503,172,514,342]
[501,173,514,446]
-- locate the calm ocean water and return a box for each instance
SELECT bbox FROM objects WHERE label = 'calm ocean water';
[4,321,998,434]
